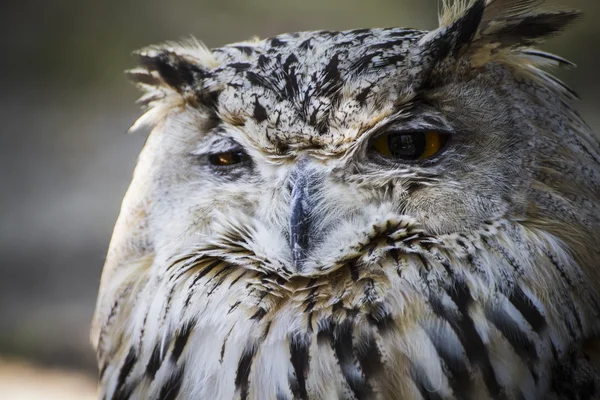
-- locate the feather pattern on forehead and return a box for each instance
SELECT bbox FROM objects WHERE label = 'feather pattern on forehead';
[127,0,580,159]
[128,28,433,155]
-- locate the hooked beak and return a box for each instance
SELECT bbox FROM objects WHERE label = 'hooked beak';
[289,161,318,271]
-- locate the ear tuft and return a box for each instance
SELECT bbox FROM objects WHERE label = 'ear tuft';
[452,0,486,55]
[425,0,580,67]
[130,49,211,93]
[126,40,221,132]
[125,68,162,87]
[439,0,486,29]
[480,10,580,47]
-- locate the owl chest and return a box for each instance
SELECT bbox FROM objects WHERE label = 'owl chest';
[146,263,557,400]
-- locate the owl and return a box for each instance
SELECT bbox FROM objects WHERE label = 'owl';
[91,0,600,399]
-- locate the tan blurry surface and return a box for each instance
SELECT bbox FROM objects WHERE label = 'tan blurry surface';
[0,358,96,400]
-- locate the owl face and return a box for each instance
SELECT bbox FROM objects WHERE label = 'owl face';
[132,26,562,277]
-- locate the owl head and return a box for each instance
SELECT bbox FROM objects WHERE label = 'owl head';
[99,0,597,275]
[92,0,600,386]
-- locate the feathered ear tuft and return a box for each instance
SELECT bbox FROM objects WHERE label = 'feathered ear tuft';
[436,0,486,54]
[129,49,209,93]
[126,40,221,132]
[439,0,545,27]
[424,0,580,68]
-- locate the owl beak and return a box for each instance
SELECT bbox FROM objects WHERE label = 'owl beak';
[289,161,317,271]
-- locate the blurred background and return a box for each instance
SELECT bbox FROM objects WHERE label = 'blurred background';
[1,0,598,397]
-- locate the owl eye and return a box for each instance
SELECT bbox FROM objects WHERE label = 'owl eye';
[371,131,449,160]
[208,150,250,166]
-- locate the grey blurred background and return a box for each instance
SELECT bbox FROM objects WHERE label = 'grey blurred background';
[0,0,598,378]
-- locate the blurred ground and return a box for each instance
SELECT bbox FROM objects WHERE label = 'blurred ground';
[0,358,96,399]
[0,0,599,392]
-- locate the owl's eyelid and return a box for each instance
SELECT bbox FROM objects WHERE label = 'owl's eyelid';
[189,137,247,158]
[208,145,247,157]
[369,125,455,141]
[370,105,455,138]
[366,111,454,138]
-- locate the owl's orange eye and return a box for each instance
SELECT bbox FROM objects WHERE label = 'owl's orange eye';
[371,131,449,160]
[209,150,249,166]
